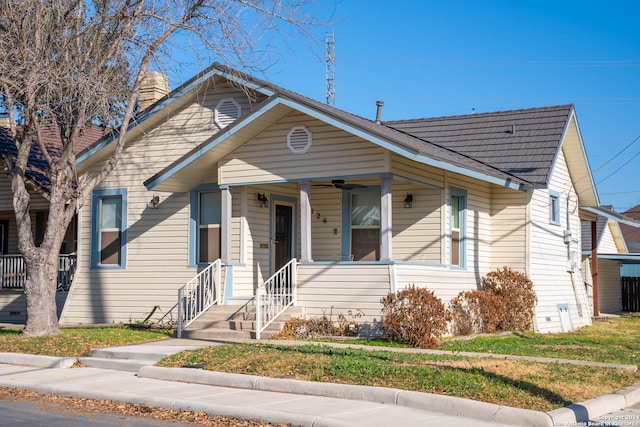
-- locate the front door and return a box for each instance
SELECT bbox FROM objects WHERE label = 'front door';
[273,203,293,271]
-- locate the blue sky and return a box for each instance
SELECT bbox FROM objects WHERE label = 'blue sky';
[169,1,640,212]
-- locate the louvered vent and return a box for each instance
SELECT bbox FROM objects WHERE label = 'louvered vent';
[287,125,312,154]
[214,98,241,128]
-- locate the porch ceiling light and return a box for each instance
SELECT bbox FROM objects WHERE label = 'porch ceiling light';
[257,193,269,208]
[404,194,413,209]
[147,194,160,209]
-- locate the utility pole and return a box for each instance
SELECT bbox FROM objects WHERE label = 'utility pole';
[326,29,335,107]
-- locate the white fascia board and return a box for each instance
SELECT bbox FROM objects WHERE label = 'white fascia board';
[277,98,527,191]
[145,97,283,190]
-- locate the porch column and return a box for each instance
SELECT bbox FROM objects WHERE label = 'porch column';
[300,181,313,262]
[220,185,232,264]
[591,220,599,317]
[380,175,393,262]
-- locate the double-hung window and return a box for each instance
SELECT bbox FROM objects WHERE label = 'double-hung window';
[350,191,380,261]
[549,190,561,225]
[189,187,221,266]
[450,188,467,268]
[91,189,127,268]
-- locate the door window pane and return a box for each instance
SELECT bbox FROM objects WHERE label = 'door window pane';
[351,192,380,226]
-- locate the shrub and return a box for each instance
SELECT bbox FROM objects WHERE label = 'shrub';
[381,286,448,349]
[482,266,537,331]
[449,290,506,335]
[273,311,361,340]
[448,267,537,335]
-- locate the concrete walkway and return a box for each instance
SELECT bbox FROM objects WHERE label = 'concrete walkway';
[0,338,639,427]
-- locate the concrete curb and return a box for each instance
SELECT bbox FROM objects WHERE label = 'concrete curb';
[139,366,555,427]
[0,352,76,369]
[0,379,362,427]
[548,383,640,424]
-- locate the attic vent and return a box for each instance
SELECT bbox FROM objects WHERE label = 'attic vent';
[214,98,241,129]
[287,125,312,154]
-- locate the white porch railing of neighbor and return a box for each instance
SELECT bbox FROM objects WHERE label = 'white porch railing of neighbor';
[0,254,77,290]
[255,258,297,340]
[177,259,222,338]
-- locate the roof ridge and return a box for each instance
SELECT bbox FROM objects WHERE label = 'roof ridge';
[385,104,574,124]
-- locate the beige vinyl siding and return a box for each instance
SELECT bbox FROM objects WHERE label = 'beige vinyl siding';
[528,149,590,333]
[490,186,528,271]
[389,153,445,185]
[309,186,343,261]
[392,183,442,263]
[62,82,261,324]
[220,112,386,185]
[296,264,391,326]
[395,264,480,305]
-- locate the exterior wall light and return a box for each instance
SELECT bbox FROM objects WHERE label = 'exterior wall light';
[147,194,160,209]
[404,194,413,208]
[257,193,269,208]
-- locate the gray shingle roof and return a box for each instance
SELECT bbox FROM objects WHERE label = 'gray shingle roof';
[385,105,574,185]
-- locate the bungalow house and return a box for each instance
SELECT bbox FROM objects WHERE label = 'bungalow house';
[0,64,619,335]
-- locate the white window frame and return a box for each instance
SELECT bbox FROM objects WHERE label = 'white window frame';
[549,190,561,226]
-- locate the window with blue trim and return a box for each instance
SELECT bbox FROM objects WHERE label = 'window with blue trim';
[190,187,221,265]
[450,188,466,268]
[91,189,127,268]
[549,191,561,225]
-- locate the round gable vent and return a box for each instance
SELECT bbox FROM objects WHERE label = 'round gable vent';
[287,125,312,154]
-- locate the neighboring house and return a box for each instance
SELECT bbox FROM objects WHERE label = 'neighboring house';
[621,205,640,253]
[581,208,629,314]
[0,122,105,322]
[0,64,622,334]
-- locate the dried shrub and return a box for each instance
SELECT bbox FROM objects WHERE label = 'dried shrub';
[272,311,361,340]
[381,286,448,349]
[482,266,537,331]
[448,267,537,335]
[449,290,506,335]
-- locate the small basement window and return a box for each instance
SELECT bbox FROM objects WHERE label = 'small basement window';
[214,98,241,129]
[287,125,312,154]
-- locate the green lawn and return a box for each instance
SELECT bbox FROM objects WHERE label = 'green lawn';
[438,317,640,367]
[0,327,171,357]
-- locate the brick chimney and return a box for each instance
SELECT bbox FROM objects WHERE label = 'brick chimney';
[0,112,11,128]
[138,71,169,111]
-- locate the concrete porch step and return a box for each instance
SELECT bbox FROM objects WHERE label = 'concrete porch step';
[181,305,304,341]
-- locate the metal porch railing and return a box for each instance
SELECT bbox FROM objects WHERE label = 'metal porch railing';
[255,258,297,340]
[0,254,77,291]
[176,259,222,338]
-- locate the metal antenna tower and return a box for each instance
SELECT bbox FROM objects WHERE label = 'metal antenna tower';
[325,30,335,107]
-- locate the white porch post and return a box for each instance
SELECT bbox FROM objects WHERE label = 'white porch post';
[220,185,232,264]
[381,175,393,262]
[300,181,313,262]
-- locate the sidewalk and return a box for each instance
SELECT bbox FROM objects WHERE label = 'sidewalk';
[0,338,638,427]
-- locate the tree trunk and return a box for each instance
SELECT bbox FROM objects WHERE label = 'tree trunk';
[22,251,60,336]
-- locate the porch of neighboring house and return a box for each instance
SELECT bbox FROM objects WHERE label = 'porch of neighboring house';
[0,210,78,323]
